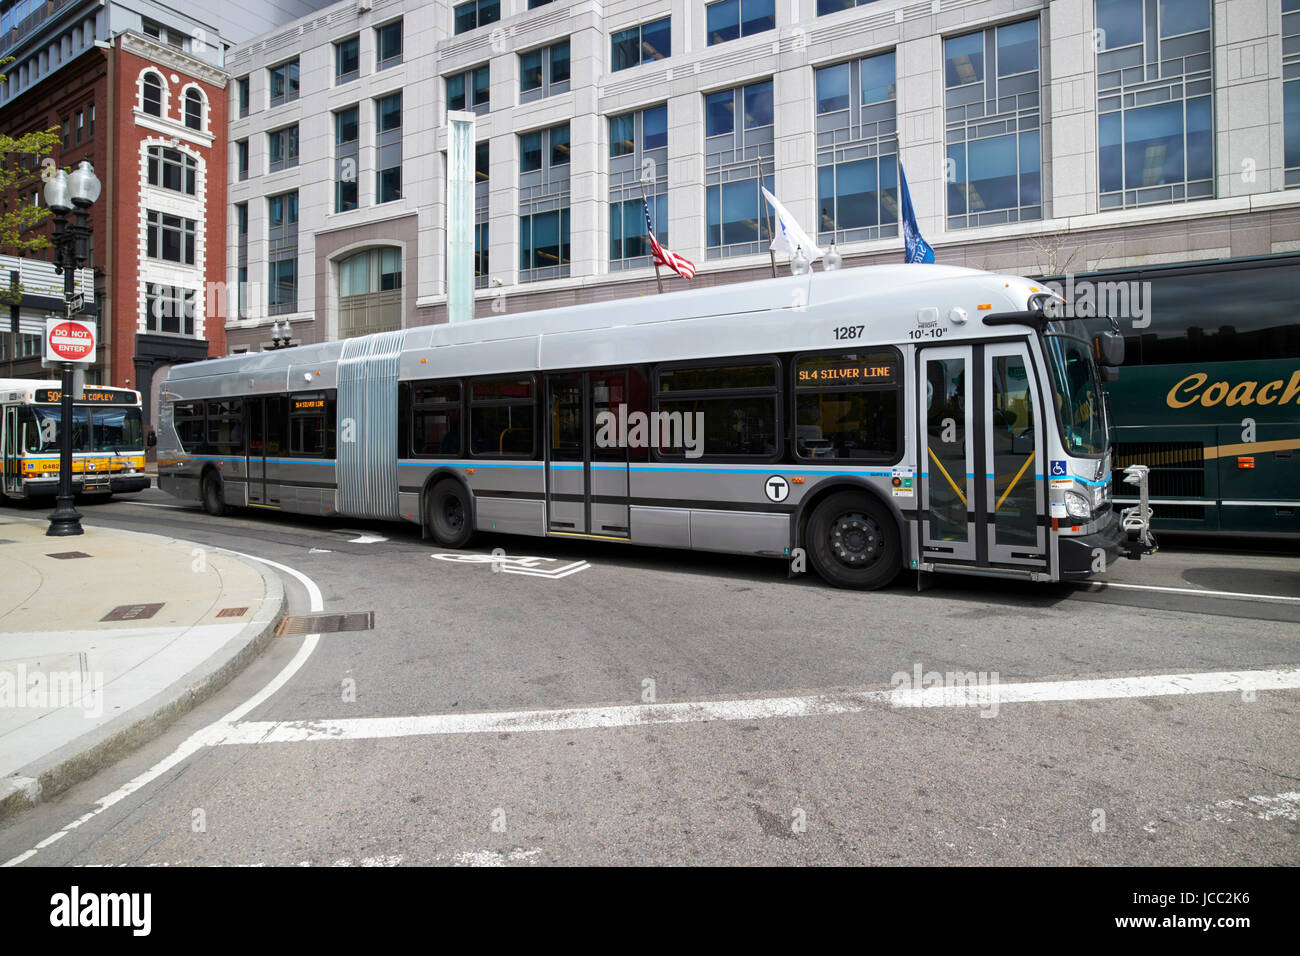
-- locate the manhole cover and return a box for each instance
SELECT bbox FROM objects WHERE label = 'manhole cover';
[216,606,249,618]
[276,611,374,636]
[101,603,165,622]
[47,551,92,560]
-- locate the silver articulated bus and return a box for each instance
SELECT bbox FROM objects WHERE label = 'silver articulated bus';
[158,264,1152,588]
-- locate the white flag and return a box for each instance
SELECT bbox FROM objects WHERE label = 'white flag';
[762,187,823,262]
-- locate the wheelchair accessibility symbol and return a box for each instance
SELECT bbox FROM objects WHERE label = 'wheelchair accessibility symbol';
[1050,460,1068,477]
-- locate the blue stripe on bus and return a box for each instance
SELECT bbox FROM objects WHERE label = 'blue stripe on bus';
[176,455,336,466]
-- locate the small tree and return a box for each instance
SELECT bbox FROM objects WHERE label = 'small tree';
[0,57,60,305]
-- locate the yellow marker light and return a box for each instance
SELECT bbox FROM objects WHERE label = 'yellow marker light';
[977,304,992,310]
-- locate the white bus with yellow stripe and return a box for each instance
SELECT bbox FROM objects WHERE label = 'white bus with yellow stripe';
[0,379,151,500]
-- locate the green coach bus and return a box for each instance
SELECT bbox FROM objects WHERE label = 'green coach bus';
[1047,253,1299,537]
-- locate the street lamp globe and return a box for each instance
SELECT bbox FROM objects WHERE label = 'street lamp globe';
[43,168,72,213]
[67,160,101,206]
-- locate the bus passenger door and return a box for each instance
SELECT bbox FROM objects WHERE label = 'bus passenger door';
[983,343,1047,569]
[3,406,20,496]
[546,373,585,532]
[919,347,976,562]
[588,370,629,537]
[246,398,266,504]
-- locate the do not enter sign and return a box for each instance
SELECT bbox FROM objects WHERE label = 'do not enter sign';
[45,318,96,364]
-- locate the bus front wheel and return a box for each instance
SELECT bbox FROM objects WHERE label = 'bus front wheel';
[806,491,901,590]
[201,472,230,517]
[426,479,474,549]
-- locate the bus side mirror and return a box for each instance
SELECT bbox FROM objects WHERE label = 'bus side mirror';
[1094,331,1125,367]
[147,429,157,447]
[1099,365,1120,383]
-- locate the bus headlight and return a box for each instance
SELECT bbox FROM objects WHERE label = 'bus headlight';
[1064,491,1091,519]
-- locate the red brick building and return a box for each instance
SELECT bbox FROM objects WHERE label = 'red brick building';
[2,29,227,425]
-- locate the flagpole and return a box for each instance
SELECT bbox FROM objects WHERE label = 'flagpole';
[637,179,665,295]
[759,154,777,279]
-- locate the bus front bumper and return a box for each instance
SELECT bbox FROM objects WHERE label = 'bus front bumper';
[20,474,151,496]
[1057,510,1125,578]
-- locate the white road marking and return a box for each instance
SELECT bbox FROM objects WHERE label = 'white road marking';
[1144,790,1300,833]
[3,548,324,868]
[124,501,191,510]
[211,668,1300,746]
[453,848,541,867]
[1082,581,1300,605]
[333,529,388,544]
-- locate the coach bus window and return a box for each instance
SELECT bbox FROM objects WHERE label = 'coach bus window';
[22,407,91,454]
[174,401,206,453]
[471,377,535,456]
[792,351,901,462]
[93,407,144,453]
[1045,335,1106,457]
[412,381,462,456]
[654,360,779,460]
[289,394,329,456]
[206,400,244,456]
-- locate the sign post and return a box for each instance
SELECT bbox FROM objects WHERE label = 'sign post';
[43,317,96,537]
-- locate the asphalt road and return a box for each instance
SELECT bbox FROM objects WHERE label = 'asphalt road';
[2,487,1297,866]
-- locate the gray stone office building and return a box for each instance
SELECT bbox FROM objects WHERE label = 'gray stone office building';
[222,0,1300,350]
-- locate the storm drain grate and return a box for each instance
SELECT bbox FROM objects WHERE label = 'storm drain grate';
[47,551,92,560]
[216,606,249,618]
[101,600,165,624]
[101,603,165,622]
[276,611,374,636]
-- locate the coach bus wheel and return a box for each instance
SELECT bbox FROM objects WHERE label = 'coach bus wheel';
[426,479,474,548]
[806,491,901,590]
[201,472,230,517]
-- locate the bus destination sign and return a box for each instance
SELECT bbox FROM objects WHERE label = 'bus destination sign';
[34,388,135,405]
[797,359,897,385]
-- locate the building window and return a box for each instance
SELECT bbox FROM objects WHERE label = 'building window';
[145,283,196,335]
[269,59,300,108]
[237,138,248,181]
[74,110,84,144]
[705,0,774,46]
[268,191,299,316]
[147,146,197,195]
[376,19,403,70]
[1287,0,1300,188]
[611,17,670,72]
[816,50,898,244]
[335,35,360,84]
[236,202,248,319]
[454,0,500,35]
[338,248,402,339]
[89,103,94,137]
[1095,0,1212,209]
[184,88,204,131]
[142,18,183,50]
[141,71,163,116]
[609,104,668,269]
[268,124,299,174]
[816,0,875,14]
[705,80,774,258]
[447,65,490,115]
[60,117,70,150]
[376,92,402,203]
[519,123,570,282]
[146,210,197,265]
[520,39,569,103]
[474,142,489,288]
[945,19,1043,228]
[335,106,359,212]
[237,76,249,117]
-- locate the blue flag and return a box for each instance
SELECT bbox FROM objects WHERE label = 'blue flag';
[898,160,935,264]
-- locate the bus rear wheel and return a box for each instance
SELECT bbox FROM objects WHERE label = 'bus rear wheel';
[806,491,901,590]
[426,479,474,549]
[201,472,230,517]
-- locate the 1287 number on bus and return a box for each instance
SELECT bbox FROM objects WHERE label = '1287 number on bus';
[834,325,865,340]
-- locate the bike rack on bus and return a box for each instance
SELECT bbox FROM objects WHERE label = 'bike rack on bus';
[1119,464,1157,558]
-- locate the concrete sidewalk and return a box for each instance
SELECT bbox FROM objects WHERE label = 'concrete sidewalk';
[0,515,283,821]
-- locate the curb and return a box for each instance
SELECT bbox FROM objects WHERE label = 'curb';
[0,551,285,825]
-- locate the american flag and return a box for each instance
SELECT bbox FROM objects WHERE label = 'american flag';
[643,198,695,279]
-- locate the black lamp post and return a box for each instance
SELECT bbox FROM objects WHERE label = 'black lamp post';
[43,160,101,537]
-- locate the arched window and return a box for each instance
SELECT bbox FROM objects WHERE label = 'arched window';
[338,248,402,339]
[184,88,204,130]
[142,72,163,116]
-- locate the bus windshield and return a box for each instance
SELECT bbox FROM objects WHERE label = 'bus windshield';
[20,406,143,454]
[1044,334,1108,458]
